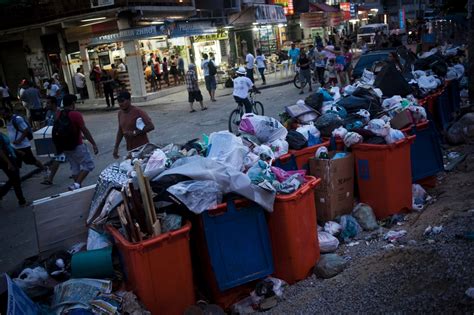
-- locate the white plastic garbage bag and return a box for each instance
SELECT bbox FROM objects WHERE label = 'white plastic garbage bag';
[408,105,427,122]
[239,114,288,143]
[324,221,342,235]
[268,139,289,158]
[144,148,167,177]
[14,267,50,292]
[417,75,440,91]
[332,126,348,139]
[356,109,371,123]
[208,131,249,171]
[243,152,260,171]
[384,128,405,144]
[382,95,403,110]
[296,123,320,141]
[361,69,375,85]
[343,84,357,95]
[330,86,341,101]
[318,231,340,253]
[167,180,223,214]
[366,119,391,137]
[343,132,363,147]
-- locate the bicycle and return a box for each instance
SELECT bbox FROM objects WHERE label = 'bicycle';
[293,65,319,89]
[228,91,264,134]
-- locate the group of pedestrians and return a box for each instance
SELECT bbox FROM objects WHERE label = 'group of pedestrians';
[145,54,185,92]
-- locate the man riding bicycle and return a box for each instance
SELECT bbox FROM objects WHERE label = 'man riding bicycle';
[233,66,260,113]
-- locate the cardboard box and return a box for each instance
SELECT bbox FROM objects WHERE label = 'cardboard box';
[390,110,413,129]
[309,152,354,222]
[33,185,96,255]
[33,126,56,157]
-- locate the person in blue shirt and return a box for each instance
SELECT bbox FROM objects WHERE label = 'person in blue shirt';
[288,43,300,73]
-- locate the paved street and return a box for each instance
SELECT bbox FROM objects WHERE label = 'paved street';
[0,80,305,272]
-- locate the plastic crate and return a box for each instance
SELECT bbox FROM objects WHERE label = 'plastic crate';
[267,176,321,284]
[352,135,415,219]
[201,199,274,291]
[402,121,444,182]
[107,222,195,315]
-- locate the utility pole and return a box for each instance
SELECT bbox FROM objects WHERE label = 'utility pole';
[469,0,474,105]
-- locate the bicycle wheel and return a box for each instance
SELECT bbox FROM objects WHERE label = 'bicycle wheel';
[293,73,307,89]
[228,108,242,134]
[253,101,264,115]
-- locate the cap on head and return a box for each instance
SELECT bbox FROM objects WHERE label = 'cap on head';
[117,91,131,102]
[236,66,246,75]
[62,94,77,108]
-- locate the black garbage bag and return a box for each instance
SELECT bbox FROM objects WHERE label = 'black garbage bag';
[374,63,413,97]
[305,92,324,111]
[286,130,307,150]
[414,53,448,77]
[315,113,344,137]
[337,95,382,117]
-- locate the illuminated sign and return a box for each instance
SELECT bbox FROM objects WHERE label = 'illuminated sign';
[274,0,294,15]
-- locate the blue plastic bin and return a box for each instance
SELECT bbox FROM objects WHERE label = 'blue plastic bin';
[201,199,274,291]
[403,121,444,182]
[447,79,461,113]
[435,87,452,131]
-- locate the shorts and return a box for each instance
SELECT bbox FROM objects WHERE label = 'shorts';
[16,147,38,167]
[299,68,312,84]
[205,75,217,91]
[188,90,203,103]
[64,143,95,176]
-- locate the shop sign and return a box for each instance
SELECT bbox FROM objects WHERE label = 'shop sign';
[350,3,357,18]
[193,31,228,42]
[399,7,406,30]
[274,0,294,15]
[255,5,287,24]
[300,12,325,28]
[90,0,114,8]
[89,25,166,45]
[169,21,217,38]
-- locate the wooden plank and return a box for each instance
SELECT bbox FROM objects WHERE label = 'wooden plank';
[134,161,154,235]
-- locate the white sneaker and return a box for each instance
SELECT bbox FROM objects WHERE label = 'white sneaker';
[68,183,81,191]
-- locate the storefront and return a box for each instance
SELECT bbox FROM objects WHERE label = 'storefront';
[229,4,287,64]
[300,3,344,46]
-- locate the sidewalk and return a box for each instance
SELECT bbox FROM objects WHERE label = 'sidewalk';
[76,73,293,112]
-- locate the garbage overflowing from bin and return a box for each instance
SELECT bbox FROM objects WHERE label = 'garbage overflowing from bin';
[2,43,471,315]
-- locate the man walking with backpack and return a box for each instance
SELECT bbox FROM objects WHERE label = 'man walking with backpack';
[3,108,46,174]
[52,94,98,191]
[201,53,217,102]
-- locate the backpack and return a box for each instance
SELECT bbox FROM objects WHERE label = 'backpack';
[89,71,96,82]
[52,110,79,152]
[12,115,33,141]
[208,60,217,76]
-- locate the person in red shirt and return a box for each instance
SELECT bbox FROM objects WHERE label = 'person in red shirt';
[113,91,155,159]
[58,94,98,190]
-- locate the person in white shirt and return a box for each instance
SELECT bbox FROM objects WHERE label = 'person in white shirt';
[73,68,87,99]
[117,59,127,72]
[233,67,259,113]
[201,53,216,102]
[0,81,12,110]
[255,49,267,85]
[245,52,255,83]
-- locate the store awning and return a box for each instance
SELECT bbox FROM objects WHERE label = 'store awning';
[168,21,218,38]
[301,11,343,28]
[309,3,339,13]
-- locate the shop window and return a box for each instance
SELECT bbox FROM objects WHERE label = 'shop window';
[220,40,228,57]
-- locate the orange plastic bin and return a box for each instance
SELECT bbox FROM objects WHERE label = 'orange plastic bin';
[352,135,416,219]
[267,176,321,284]
[290,141,329,170]
[107,222,195,315]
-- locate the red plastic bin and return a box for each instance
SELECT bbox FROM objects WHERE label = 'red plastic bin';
[267,176,321,284]
[289,141,330,170]
[352,135,416,219]
[107,222,195,315]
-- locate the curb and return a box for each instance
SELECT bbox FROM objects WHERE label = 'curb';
[76,80,293,113]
